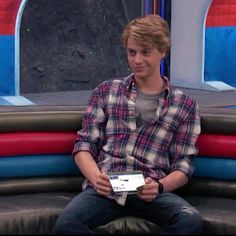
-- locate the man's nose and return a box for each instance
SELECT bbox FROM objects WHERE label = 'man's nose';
[134,53,143,63]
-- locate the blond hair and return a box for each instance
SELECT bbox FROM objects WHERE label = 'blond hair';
[121,14,170,55]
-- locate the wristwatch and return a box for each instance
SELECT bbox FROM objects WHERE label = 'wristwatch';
[157,180,164,194]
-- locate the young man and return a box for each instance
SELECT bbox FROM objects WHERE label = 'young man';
[54,14,203,234]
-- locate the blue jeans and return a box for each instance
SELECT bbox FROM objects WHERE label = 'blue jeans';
[54,187,203,234]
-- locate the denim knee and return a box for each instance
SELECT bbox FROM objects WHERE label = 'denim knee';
[54,217,90,235]
[53,218,70,235]
[181,207,204,234]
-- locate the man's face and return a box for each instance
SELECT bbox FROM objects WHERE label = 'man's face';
[126,38,165,80]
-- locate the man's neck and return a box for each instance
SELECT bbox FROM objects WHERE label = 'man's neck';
[134,75,165,94]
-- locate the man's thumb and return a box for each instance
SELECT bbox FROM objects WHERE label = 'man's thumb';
[145,177,152,184]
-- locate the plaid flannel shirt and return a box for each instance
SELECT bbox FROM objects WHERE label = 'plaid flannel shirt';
[73,74,201,205]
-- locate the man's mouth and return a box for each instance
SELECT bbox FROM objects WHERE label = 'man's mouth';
[134,66,145,72]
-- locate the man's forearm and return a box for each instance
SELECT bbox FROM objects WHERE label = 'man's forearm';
[74,151,101,186]
[159,170,188,193]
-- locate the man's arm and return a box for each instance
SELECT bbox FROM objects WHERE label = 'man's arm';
[158,170,188,192]
[74,151,101,186]
[169,100,201,179]
[138,170,187,202]
[74,151,112,196]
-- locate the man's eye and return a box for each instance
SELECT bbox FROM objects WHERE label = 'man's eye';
[128,50,136,56]
[143,50,151,56]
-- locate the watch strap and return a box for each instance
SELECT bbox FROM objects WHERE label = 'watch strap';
[157,180,164,194]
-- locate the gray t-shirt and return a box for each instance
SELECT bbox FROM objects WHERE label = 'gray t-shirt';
[135,87,162,128]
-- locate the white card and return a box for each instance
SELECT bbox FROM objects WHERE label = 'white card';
[109,171,145,193]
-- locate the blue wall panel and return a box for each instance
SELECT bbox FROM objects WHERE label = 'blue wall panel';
[0,36,15,96]
[204,26,236,87]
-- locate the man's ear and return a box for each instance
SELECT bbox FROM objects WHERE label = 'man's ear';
[161,50,167,59]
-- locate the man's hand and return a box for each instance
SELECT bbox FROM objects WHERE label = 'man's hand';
[137,177,159,202]
[94,173,113,197]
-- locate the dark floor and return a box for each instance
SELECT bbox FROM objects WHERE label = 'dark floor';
[22,86,236,109]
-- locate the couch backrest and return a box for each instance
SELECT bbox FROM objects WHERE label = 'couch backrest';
[0,106,236,198]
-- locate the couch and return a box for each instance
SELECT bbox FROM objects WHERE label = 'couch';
[0,105,236,234]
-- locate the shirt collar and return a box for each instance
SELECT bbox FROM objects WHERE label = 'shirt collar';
[125,73,172,99]
[162,76,172,99]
